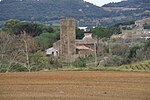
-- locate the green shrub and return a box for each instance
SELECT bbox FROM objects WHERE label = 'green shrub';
[10,64,28,72]
[99,55,124,66]
[73,57,86,68]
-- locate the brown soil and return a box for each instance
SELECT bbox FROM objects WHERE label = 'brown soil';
[0,71,150,100]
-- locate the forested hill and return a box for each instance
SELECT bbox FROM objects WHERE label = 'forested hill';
[101,0,150,25]
[103,0,150,9]
[0,0,109,21]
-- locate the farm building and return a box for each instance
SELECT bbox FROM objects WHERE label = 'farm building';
[46,19,96,62]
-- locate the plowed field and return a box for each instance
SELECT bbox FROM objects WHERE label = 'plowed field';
[0,71,150,100]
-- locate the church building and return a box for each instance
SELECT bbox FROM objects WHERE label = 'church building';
[46,19,96,62]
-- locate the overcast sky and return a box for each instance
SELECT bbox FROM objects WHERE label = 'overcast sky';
[84,0,122,6]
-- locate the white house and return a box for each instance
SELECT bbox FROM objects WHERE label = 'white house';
[46,47,58,57]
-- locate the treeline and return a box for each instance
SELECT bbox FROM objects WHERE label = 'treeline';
[2,19,60,49]
[0,19,149,72]
[96,38,150,67]
[0,19,63,72]
[70,26,150,68]
[0,31,63,72]
[0,19,86,72]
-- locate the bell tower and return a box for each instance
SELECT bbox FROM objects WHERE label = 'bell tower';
[59,19,76,62]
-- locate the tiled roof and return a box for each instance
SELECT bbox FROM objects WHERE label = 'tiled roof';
[76,45,94,51]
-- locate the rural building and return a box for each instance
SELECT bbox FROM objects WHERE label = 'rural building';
[46,47,58,57]
[112,18,150,39]
[143,29,150,34]
[135,18,150,34]
[47,19,96,62]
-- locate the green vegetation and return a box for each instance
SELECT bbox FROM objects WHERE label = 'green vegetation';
[143,23,150,29]
[73,57,86,68]
[2,19,59,50]
[122,29,136,34]
[0,31,62,72]
[92,27,112,39]
[73,56,95,68]
[35,31,59,50]
[76,28,84,39]
[0,0,107,21]
[108,26,121,34]
[57,60,150,72]
[0,19,150,73]
[0,0,149,26]
[102,0,149,26]
[103,0,150,8]
[120,60,150,72]
[2,19,54,36]
[0,20,62,73]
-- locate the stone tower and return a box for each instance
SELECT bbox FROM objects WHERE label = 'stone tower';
[60,19,76,62]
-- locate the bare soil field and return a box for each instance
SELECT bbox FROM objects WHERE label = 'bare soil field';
[0,71,150,100]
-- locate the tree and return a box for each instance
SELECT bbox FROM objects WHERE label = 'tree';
[2,19,20,33]
[0,31,24,72]
[143,23,150,29]
[108,26,121,34]
[3,19,54,37]
[13,22,44,36]
[92,27,111,40]
[0,31,41,72]
[19,31,40,72]
[92,27,112,64]
[109,43,129,57]
[35,31,59,50]
[76,28,84,39]
[30,51,49,71]
[99,55,124,66]
[136,40,150,61]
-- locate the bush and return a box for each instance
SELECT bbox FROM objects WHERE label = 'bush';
[73,57,86,68]
[10,64,28,72]
[30,51,62,71]
[48,60,62,69]
[0,66,7,73]
[99,55,124,66]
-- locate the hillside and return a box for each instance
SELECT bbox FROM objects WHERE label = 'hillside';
[103,0,150,9]
[101,0,150,26]
[0,0,108,21]
[0,0,149,26]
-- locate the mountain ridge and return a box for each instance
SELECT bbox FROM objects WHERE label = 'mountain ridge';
[0,0,108,21]
[0,0,149,26]
[103,0,150,9]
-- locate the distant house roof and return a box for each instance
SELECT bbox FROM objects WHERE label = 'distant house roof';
[76,40,96,44]
[83,33,94,41]
[78,27,87,31]
[46,47,58,56]
[76,45,94,51]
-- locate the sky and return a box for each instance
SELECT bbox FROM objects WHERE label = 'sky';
[84,0,122,7]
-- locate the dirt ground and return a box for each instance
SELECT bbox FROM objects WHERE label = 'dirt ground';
[0,71,150,100]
